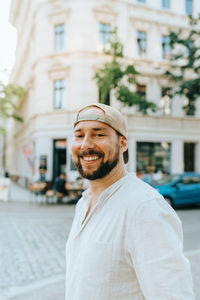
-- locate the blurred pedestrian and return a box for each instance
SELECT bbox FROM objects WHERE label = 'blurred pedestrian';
[65,103,194,300]
[152,169,163,181]
[39,159,47,182]
[54,173,67,195]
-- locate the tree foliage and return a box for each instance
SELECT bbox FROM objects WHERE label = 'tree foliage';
[94,29,157,114]
[165,14,200,115]
[0,81,26,133]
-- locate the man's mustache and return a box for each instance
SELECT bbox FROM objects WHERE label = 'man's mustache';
[78,150,104,158]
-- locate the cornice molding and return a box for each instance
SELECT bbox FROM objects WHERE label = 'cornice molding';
[48,8,71,24]
[93,4,118,24]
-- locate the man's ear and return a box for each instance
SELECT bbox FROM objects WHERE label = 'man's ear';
[120,136,128,153]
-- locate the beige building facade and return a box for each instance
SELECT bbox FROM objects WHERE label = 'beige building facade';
[4,0,200,183]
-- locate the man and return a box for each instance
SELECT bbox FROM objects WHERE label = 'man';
[65,103,194,299]
[54,173,67,195]
[39,159,47,182]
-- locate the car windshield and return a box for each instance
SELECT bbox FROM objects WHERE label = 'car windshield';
[153,174,180,185]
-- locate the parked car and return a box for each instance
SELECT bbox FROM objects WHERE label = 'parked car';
[152,172,200,207]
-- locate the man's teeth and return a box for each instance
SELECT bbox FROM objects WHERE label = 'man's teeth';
[83,156,99,161]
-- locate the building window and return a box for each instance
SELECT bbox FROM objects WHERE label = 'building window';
[55,24,65,51]
[159,87,172,115]
[99,23,111,45]
[54,79,66,109]
[162,0,170,9]
[185,0,193,15]
[137,31,147,56]
[184,97,195,116]
[162,35,170,60]
[136,84,146,97]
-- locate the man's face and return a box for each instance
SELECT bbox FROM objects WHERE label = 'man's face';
[71,108,121,180]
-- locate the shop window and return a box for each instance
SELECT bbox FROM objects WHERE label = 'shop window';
[136,142,171,174]
[55,24,65,51]
[162,0,170,8]
[185,0,193,15]
[54,79,66,109]
[99,23,111,46]
[137,31,147,56]
[162,35,170,60]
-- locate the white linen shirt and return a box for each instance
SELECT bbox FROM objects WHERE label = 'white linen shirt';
[65,173,194,300]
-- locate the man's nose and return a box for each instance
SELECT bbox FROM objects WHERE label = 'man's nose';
[81,135,94,150]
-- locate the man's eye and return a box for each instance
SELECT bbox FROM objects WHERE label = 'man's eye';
[96,134,105,137]
[75,134,83,138]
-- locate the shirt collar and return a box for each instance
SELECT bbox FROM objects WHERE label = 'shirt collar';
[82,173,136,207]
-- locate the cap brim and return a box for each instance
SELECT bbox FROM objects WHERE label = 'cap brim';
[123,149,129,164]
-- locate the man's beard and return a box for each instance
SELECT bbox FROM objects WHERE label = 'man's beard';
[73,146,120,180]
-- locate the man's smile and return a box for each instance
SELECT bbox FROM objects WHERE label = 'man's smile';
[82,155,99,161]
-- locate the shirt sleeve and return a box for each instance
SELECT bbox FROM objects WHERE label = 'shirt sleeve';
[126,197,194,299]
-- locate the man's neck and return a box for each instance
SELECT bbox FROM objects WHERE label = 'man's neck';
[88,164,128,204]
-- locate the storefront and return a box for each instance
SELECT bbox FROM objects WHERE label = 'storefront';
[53,139,67,181]
[136,142,171,174]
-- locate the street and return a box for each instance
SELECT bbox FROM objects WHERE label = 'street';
[0,201,200,300]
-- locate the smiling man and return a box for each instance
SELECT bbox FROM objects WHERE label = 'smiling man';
[65,103,194,300]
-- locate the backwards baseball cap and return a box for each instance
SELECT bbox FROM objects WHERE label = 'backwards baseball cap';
[74,103,129,164]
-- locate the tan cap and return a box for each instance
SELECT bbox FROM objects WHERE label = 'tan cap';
[74,103,129,163]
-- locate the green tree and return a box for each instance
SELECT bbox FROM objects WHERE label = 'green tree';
[0,81,26,133]
[94,29,157,114]
[165,15,200,115]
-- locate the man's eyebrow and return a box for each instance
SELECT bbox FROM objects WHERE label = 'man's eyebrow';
[92,127,109,131]
[74,127,109,132]
[74,128,82,133]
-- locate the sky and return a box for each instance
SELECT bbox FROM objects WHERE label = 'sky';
[0,0,17,83]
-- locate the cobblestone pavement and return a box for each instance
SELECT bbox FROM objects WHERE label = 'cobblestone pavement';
[0,201,75,300]
[0,201,200,300]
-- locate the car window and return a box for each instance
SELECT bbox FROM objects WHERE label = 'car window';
[181,176,200,185]
[154,174,179,185]
[191,177,200,184]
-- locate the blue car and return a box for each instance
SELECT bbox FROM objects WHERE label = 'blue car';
[152,172,200,207]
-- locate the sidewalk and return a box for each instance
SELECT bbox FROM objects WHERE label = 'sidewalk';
[0,198,75,300]
[9,180,32,203]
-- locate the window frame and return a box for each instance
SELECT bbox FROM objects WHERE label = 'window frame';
[162,0,170,9]
[185,0,193,15]
[55,23,65,52]
[53,79,66,110]
[137,31,147,56]
[99,23,111,46]
[162,35,170,60]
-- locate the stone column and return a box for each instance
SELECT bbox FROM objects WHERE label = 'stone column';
[195,141,200,173]
[67,135,72,178]
[170,140,184,174]
[127,137,136,173]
